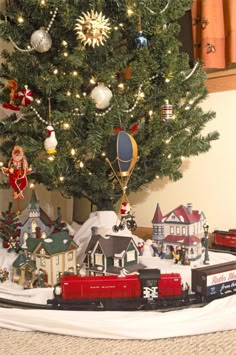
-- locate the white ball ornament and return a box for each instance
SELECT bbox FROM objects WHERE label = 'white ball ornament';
[30,28,52,53]
[90,83,112,109]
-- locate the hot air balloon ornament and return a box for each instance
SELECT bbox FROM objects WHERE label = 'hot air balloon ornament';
[106,131,138,232]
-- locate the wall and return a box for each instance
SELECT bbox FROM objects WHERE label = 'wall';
[130,90,236,232]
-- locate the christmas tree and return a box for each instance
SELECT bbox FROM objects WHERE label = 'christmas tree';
[0,202,21,246]
[0,0,218,211]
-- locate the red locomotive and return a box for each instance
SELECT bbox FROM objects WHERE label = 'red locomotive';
[212,230,236,251]
[48,261,236,310]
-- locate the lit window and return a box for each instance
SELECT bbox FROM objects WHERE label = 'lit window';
[68,252,73,261]
[127,250,135,262]
[31,220,37,233]
[176,227,180,235]
[40,257,46,266]
[170,226,174,234]
[182,227,186,235]
[95,254,103,265]
[55,255,59,265]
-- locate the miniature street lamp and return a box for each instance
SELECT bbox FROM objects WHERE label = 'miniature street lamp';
[203,222,210,265]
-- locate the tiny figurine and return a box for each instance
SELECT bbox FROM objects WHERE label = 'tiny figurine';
[1,145,32,199]
[44,125,58,154]
[2,79,20,111]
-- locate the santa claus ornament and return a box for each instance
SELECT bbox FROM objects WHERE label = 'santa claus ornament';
[1,146,32,199]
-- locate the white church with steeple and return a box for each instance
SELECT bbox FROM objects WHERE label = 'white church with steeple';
[18,189,53,245]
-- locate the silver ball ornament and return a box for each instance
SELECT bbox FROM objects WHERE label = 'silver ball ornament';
[91,83,113,109]
[30,28,52,53]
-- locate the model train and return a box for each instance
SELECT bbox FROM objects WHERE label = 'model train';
[211,230,236,252]
[47,261,236,311]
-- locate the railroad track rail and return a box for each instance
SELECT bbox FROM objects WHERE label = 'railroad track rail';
[0,296,205,312]
[0,297,54,310]
[209,248,236,256]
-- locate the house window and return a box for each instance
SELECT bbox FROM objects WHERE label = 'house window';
[40,248,46,255]
[127,250,135,262]
[23,232,28,241]
[40,257,46,266]
[176,227,180,235]
[171,215,175,220]
[31,220,38,233]
[68,252,73,261]
[95,254,103,266]
[55,255,59,265]
[114,258,120,267]
[170,226,174,234]
[182,227,186,235]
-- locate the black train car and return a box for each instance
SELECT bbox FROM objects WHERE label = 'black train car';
[191,261,236,300]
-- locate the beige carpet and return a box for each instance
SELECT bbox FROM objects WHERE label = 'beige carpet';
[0,328,235,355]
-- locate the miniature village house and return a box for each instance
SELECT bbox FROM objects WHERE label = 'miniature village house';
[84,228,144,276]
[152,203,206,260]
[18,189,53,246]
[13,230,78,286]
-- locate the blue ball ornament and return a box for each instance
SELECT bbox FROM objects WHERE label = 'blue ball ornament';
[135,32,148,49]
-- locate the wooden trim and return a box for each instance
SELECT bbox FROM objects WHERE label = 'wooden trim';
[206,68,236,93]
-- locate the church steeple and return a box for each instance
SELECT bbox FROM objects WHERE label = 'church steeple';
[28,189,40,218]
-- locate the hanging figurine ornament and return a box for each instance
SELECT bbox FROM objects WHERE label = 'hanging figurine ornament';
[44,125,58,155]
[1,146,32,200]
[16,85,34,107]
[90,83,113,109]
[106,131,138,232]
[161,100,173,121]
[7,8,58,53]
[74,10,111,47]
[2,80,20,111]
[135,16,148,49]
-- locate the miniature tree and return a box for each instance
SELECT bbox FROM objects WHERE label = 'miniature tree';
[0,202,21,247]
[0,1,218,211]
[52,207,66,233]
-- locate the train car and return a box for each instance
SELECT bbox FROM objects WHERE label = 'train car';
[49,269,185,310]
[213,230,236,251]
[60,274,141,300]
[191,260,236,300]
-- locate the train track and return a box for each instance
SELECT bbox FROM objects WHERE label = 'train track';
[0,297,54,310]
[209,248,236,256]
[0,295,206,312]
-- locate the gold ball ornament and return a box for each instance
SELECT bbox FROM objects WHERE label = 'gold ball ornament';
[75,10,111,48]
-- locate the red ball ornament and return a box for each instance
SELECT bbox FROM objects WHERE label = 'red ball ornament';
[17,85,34,107]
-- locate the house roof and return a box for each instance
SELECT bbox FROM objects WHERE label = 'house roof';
[152,203,163,223]
[29,189,39,211]
[13,253,37,270]
[163,204,203,224]
[85,234,136,257]
[27,231,78,255]
[163,234,201,246]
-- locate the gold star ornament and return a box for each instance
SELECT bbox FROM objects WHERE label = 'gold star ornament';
[75,10,111,47]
